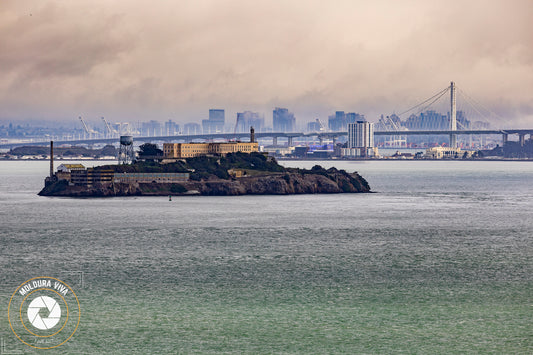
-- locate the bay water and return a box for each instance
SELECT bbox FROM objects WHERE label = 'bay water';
[0,160,531,353]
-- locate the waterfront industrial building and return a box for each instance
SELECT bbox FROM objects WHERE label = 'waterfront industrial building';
[424,146,474,159]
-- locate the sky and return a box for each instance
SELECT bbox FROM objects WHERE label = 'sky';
[1,0,532,128]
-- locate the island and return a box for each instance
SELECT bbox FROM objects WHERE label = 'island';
[38,152,371,197]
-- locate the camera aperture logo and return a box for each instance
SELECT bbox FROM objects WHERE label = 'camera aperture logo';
[8,277,81,349]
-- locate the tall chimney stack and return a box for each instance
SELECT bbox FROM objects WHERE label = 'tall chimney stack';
[250,126,255,143]
[49,141,54,178]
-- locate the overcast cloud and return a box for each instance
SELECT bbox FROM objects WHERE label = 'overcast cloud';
[1,0,532,127]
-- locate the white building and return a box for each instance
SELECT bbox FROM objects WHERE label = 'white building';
[424,147,474,159]
[57,164,85,173]
[341,147,379,158]
[346,122,375,157]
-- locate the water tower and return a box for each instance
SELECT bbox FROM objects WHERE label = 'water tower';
[118,135,134,164]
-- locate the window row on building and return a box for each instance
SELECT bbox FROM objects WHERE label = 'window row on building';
[56,165,191,186]
[348,122,374,149]
[163,142,258,159]
[70,168,115,186]
[423,147,473,159]
[113,173,190,183]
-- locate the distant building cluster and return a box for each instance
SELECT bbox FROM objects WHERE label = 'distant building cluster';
[1,101,495,153]
[306,119,324,132]
[236,111,264,133]
[142,120,167,136]
[376,111,474,131]
[183,122,201,135]
[328,111,366,131]
[136,108,299,136]
[273,108,296,132]
[374,110,491,147]
[164,120,180,136]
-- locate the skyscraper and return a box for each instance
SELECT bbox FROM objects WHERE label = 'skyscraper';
[235,111,264,133]
[348,121,374,149]
[328,111,346,131]
[164,120,180,135]
[202,109,225,133]
[209,109,225,123]
[273,108,295,132]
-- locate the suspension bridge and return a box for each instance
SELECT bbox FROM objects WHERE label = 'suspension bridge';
[1,82,532,149]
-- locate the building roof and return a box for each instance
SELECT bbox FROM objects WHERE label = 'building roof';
[58,164,85,169]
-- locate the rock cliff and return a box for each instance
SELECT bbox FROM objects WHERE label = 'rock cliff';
[38,167,370,197]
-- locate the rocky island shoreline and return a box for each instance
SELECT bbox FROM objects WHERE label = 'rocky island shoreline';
[39,152,371,197]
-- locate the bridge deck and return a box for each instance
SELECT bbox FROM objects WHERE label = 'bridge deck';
[1,129,532,148]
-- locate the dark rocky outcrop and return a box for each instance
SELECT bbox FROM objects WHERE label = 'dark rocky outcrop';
[38,167,371,197]
[39,153,370,197]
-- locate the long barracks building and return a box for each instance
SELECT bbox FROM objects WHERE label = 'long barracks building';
[163,142,258,159]
[163,126,259,159]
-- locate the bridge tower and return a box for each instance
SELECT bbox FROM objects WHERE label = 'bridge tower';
[450,81,457,147]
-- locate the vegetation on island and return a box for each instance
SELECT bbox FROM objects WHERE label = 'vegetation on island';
[95,151,286,180]
[187,152,285,180]
[137,143,164,159]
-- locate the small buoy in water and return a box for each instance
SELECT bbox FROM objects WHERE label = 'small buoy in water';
[169,195,172,201]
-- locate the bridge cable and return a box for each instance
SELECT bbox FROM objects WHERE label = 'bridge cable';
[457,90,489,122]
[411,87,450,117]
[457,88,505,122]
[395,86,449,117]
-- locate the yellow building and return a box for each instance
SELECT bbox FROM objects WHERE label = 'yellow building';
[164,143,210,158]
[163,142,258,159]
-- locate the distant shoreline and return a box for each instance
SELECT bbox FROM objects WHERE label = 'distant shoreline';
[2,157,533,162]
[0,158,118,161]
[277,157,533,162]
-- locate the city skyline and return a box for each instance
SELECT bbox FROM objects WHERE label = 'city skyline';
[0,0,532,127]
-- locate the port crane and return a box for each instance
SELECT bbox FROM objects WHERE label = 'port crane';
[117,122,139,136]
[101,116,118,138]
[315,118,326,132]
[377,115,407,148]
[78,116,98,139]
